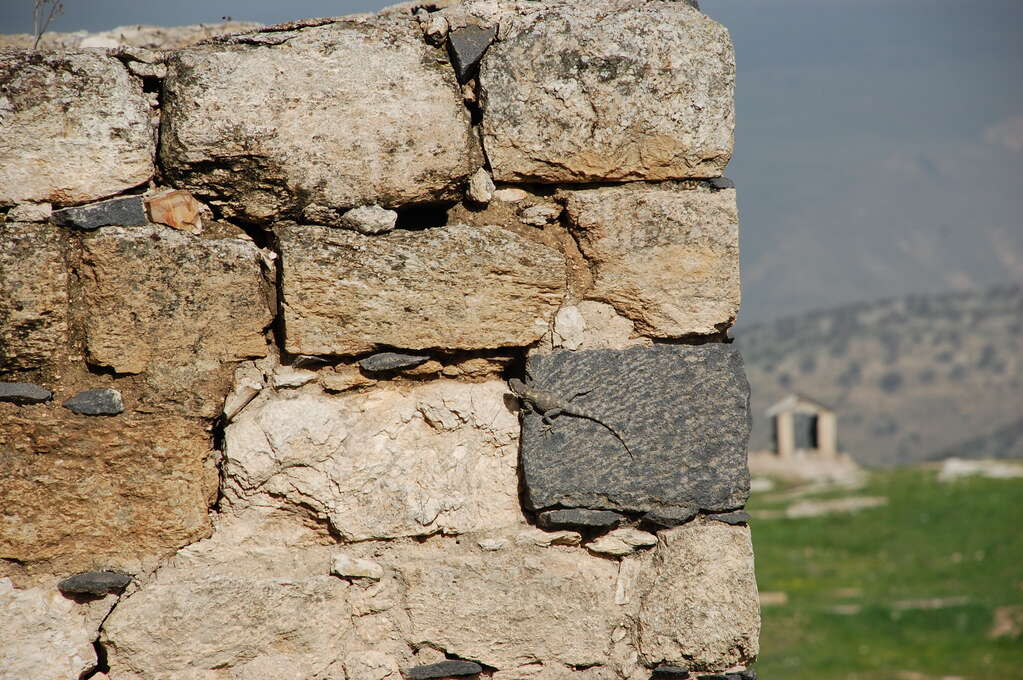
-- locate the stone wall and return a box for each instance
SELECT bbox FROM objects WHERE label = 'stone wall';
[0,2,758,679]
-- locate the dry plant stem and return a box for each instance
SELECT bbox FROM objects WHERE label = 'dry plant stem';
[32,0,64,51]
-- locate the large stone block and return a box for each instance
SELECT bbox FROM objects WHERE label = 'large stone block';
[0,223,69,370]
[0,50,155,206]
[222,381,523,541]
[278,223,565,355]
[0,578,116,680]
[0,407,214,572]
[390,540,621,670]
[160,17,481,222]
[635,519,760,670]
[479,0,734,182]
[519,344,751,514]
[563,184,740,336]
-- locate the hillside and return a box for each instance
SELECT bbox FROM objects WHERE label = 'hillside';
[737,285,1023,466]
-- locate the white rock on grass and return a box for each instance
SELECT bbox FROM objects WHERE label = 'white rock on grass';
[479,0,734,183]
[222,381,524,541]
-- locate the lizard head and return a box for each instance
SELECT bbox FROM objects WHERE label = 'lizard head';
[507,378,527,395]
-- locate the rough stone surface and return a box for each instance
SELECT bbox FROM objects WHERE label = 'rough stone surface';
[145,189,203,233]
[520,345,751,514]
[223,381,523,541]
[467,167,496,204]
[0,409,213,572]
[479,1,734,182]
[408,660,483,679]
[278,223,565,355]
[537,508,624,531]
[643,505,699,528]
[0,577,115,680]
[359,352,432,373]
[0,382,52,404]
[652,665,691,679]
[331,553,384,581]
[563,185,740,337]
[448,25,497,82]
[81,226,271,375]
[6,202,52,222]
[58,570,133,596]
[51,195,148,230]
[62,388,124,416]
[586,527,658,556]
[706,510,750,525]
[392,540,621,670]
[160,17,480,221]
[0,223,69,370]
[635,519,759,670]
[545,301,648,353]
[0,50,154,206]
[341,204,399,235]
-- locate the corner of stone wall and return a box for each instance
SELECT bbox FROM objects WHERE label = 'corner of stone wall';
[0,2,758,678]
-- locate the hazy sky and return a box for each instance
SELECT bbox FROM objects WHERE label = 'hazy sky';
[3,0,1021,324]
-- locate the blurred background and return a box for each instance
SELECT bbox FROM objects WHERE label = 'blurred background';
[3,1,1021,677]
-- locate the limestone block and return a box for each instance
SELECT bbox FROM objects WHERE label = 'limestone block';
[0,223,68,370]
[586,527,658,556]
[520,345,751,514]
[160,17,481,222]
[0,50,155,206]
[222,381,523,541]
[278,223,564,355]
[563,185,740,337]
[635,519,760,670]
[389,540,621,670]
[479,1,734,182]
[0,578,116,680]
[0,408,213,572]
[81,225,271,374]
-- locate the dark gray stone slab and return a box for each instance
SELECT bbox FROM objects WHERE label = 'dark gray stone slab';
[448,26,497,82]
[51,195,147,230]
[708,176,734,190]
[537,508,624,531]
[697,673,755,680]
[519,345,751,514]
[0,382,52,404]
[407,660,483,679]
[58,570,132,596]
[706,510,750,525]
[62,388,123,415]
[652,665,690,679]
[358,352,431,372]
[643,505,698,528]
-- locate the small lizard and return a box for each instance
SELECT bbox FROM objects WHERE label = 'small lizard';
[507,378,634,459]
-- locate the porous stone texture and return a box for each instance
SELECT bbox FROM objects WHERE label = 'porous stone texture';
[81,225,271,374]
[0,408,213,573]
[0,577,116,680]
[479,0,734,182]
[563,184,740,337]
[0,223,68,370]
[160,17,481,222]
[0,50,154,206]
[278,223,565,355]
[222,380,523,541]
[635,519,760,670]
[519,344,751,514]
[51,195,148,230]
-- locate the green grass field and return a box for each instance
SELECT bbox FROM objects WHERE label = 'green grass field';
[748,466,1023,679]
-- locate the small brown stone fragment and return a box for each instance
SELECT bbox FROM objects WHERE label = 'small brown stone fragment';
[145,189,203,233]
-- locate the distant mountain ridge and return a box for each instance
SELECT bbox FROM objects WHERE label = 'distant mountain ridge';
[737,285,1023,466]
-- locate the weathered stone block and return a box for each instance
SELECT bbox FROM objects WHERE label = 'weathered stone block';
[479,1,734,182]
[51,195,148,230]
[223,381,523,541]
[0,50,154,206]
[0,408,214,572]
[519,344,751,514]
[278,223,564,355]
[0,382,52,404]
[563,184,740,337]
[636,519,760,670]
[80,225,272,375]
[160,17,481,222]
[0,223,69,370]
